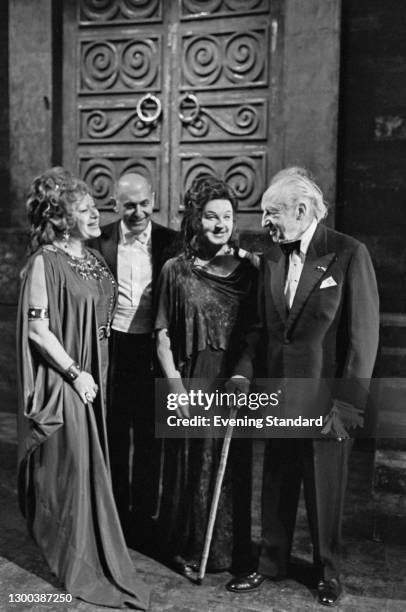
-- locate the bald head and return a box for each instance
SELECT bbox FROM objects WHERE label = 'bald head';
[115,172,155,234]
[116,173,152,198]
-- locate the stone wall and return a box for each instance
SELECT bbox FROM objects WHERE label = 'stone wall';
[337,0,406,312]
[0,2,9,222]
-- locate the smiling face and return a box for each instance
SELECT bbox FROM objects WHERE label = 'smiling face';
[70,194,101,240]
[261,198,301,242]
[115,174,154,234]
[261,182,313,243]
[198,198,234,250]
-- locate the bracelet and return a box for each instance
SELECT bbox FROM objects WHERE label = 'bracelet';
[65,362,81,382]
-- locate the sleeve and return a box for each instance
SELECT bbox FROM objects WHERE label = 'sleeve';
[154,258,175,331]
[337,242,380,411]
[16,250,65,464]
[232,255,267,380]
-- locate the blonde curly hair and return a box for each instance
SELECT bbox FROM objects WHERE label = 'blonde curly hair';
[26,167,89,254]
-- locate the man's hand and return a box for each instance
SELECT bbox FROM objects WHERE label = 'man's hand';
[321,399,364,440]
[224,375,250,408]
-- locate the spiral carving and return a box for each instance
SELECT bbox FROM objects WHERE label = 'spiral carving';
[225,157,262,208]
[82,160,114,204]
[81,38,160,92]
[121,0,160,19]
[223,0,264,11]
[82,109,154,141]
[181,0,265,17]
[121,40,159,89]
[182,155,264,210]
[182,103,263,141]
[182,30,267,88]
[183,36,222,87]
[182,0,222,14]
[187,115,210,138]
[81,157,158,206]
[86,110,109,136]
[81,42,119,91]
[80,0,161,22]
[233,105,259,134]
[225,32,264,84]
[81,0,118,22]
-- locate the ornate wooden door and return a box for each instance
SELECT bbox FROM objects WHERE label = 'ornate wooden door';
[63,0,281,229]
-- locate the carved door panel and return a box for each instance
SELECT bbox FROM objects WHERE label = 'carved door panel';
[63,0,171,225]
[171,0,280,230]
[63,0,281,229]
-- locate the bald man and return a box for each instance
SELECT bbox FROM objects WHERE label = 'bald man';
[91,174,178,551]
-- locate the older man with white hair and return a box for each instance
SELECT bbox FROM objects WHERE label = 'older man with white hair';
[226,168,379,606]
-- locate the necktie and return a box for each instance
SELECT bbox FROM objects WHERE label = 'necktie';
[279,240,301,258]
[280,240,301,309]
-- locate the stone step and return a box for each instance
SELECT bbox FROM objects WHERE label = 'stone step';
[374,449,406,494]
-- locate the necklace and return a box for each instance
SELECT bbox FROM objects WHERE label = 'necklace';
[63,249,112,281]
[53,245,116,337]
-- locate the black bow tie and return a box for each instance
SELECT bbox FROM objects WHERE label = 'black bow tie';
[279,240,301,257]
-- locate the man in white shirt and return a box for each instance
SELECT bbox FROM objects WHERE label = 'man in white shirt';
[91,173,178,550]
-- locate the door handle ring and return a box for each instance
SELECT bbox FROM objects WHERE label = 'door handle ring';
[178,93,200,124]
[136,93,162,125]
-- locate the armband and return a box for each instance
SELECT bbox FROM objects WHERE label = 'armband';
[28,307,49,320]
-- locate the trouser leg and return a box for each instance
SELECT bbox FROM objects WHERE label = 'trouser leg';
[302,438,353,580]
[258,439,302,577]
[108,331,157,539]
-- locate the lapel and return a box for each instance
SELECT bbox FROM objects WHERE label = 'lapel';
[151,221,159,261]
[286,223,336,332]
[269,255,288,323]
[151,222,161,283]
[101,221,119,279]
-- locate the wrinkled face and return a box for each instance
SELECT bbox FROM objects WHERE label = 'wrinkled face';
[70,194,101,240]
[199,198,234,249]
[261,195,301,242]
[115,182,154,234]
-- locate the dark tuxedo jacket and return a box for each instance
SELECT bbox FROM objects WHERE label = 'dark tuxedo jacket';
[90,220,179,300]
[236,223,380,412]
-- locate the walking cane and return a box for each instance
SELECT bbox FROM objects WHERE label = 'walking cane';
[197,404,238,584]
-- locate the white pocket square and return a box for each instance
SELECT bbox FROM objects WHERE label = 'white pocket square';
[320,276,337,289]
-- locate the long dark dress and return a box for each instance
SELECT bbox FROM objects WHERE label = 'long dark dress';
[155,252,257,571]
[16,246,149,610]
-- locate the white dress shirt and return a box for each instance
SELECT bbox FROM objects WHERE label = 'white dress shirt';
[112,221,153,334]
[284,218,318,309]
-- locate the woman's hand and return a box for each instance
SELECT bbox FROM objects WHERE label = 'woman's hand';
[167,378,190,419]
[73,371,99,404]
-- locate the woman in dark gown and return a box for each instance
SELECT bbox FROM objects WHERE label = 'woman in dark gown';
[17,167,149,609]
[155,175,258,576]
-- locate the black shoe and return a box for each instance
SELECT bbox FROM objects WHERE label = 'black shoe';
[317,578,342,606]
[226,572,269,592]
[170,557,199,579]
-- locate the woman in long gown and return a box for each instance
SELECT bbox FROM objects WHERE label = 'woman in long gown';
[155,175,258,576]
[17,167,149,609]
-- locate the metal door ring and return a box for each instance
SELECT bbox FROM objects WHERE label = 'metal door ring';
[178,93,200,124]
[136,93,162,125]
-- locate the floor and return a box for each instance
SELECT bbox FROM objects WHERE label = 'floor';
[1,410,406,612]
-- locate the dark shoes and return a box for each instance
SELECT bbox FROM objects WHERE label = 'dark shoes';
[317,578,342,606]
[226,571,269,592]
[226,571,343,606]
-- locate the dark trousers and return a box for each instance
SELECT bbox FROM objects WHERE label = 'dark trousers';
[108,330,159,545]
[258,438,353,581]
